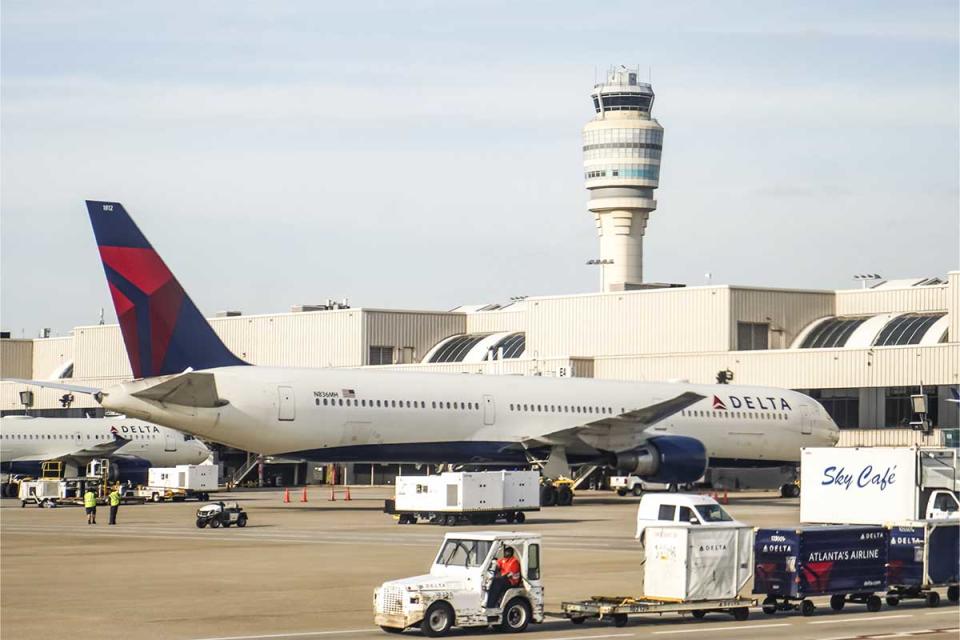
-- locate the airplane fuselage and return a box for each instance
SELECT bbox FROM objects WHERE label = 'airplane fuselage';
[0,416,211,471]
[102,366,839,467]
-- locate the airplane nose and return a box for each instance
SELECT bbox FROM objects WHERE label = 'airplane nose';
[824,418,840,446]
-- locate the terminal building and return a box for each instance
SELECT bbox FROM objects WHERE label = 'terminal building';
[2,66,957,481]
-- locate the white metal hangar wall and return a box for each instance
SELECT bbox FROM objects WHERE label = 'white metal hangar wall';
[2,272,958,429]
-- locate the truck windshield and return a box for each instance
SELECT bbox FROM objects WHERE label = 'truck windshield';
[695,504,733,523]
[436,539,492,568]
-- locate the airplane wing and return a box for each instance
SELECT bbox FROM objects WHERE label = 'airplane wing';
[4,379,102,395]
[131,372,225,408]
[521,391,706,451]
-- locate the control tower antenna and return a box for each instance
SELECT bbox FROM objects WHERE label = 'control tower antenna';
[583,64,664,291]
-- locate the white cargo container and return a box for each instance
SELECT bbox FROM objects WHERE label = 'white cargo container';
[643,525,754,602]
[388,470,540,525]
[148,465,218,491]
[800,446,959,525]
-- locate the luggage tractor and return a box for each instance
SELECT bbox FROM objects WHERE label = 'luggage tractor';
[374,532,544,636]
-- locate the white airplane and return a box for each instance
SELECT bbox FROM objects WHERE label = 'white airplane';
[0,415,211,491]
[10,201,839,497]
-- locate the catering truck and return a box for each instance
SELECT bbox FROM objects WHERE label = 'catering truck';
[800,446,959,525]
[384,470,540,526]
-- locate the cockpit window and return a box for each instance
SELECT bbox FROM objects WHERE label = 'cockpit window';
[183,434,194,441]
[695,504,733,522]
[435,539,492,568]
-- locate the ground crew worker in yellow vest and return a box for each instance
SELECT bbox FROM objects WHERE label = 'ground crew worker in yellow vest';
[83,487,97,525]
[108,486,121,525]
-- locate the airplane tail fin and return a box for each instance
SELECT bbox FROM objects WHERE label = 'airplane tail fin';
[86,200,248,378]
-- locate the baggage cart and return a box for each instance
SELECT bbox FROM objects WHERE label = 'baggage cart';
[886,520,960,606]
[754,525,888,616]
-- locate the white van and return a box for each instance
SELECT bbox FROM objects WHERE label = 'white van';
[635,493,742,542]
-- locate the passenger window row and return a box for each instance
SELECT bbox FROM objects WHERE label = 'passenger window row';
[508,403,618,416]
[316,398,480,411]
[681,409,787,420]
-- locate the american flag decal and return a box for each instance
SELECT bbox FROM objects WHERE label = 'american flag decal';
[342,389,356,398]
[712,395,727,410]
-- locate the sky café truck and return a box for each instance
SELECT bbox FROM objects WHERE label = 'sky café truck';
[800,446,959,525]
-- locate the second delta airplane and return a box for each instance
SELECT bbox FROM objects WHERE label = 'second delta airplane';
[14,201,839,488]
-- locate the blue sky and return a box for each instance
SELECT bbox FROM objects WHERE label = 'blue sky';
[2,1,958,335]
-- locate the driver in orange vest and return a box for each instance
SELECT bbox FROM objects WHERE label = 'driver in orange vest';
[486,546,522,607]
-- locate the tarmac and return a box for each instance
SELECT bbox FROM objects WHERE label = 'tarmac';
[1,487,956,640]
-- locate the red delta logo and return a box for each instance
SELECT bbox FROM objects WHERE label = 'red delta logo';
[712,395,727,410]
[109,426,119,435]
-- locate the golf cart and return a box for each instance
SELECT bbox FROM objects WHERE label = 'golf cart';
[374,531,544,636]
[196,501,247,528]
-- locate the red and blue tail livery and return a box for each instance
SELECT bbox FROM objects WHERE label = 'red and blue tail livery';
[86,200,247,378]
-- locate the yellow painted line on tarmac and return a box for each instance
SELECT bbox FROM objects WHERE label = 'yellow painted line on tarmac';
[808,614,913,625]
[651,623,791,634]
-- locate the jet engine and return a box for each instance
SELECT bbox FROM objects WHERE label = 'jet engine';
[611,435,707,484]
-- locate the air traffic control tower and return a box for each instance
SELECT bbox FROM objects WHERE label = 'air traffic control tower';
[583,65,664,291]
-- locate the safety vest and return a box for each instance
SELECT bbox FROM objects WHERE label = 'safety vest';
[109,491,121,507]
[83,492,97,508]
[497,556,521,586]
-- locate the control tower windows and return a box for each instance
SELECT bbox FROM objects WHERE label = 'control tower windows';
[584,164,659,181]
[592,93,653,112]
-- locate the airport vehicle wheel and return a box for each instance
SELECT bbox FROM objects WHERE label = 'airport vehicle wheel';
[499,597,531,633]
[732,607,749,621]
[407,515,417,525]
[41,499,55,509]
[505,512,516,524]
[556,486,573,506]
[152,493,160,503]
[925,591,940,608]
[612,613,629,627]
[790,485,801,498]
[800,600,815,617]
[237,514,248,528]
[444,514,457,527]
[196,518,206,528]
[631,485,643,497]
[199,493,209,501]
[514,512,525,524]
[866,595,882,612]
[421,601,454,637]
[761,596,778,615]
[380,625,405,634]
[829,595,845,611]
[540,485,557,507]
[616,488,627,497]
[569,616,586,624]
[948,585,959,602]
[886,596,899,607]
[691,610,706,619]
[210,518,221,529]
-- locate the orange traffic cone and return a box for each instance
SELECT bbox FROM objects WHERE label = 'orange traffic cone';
[722,490,729,505]
[344,486,352,501]
[301,486,308,503]
[329,486,337,501]
[283,488,290,503]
